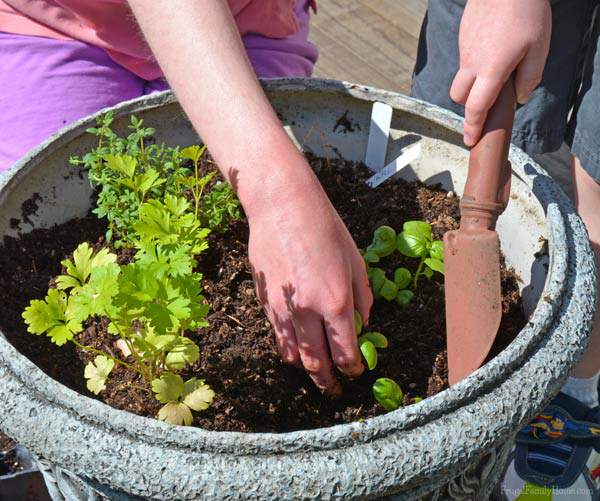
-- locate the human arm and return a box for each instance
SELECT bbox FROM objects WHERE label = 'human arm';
[127,0,372,394]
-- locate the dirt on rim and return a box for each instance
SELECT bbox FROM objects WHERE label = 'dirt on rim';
[0,154,526,433]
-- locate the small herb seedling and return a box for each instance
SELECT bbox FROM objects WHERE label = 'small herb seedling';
[396,221,444,289]
[363,225,417,307]
[26,115,244,426]
[354,311,388,370]
[372,377,404,411]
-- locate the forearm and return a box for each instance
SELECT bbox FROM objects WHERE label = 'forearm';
[127,0,317,217]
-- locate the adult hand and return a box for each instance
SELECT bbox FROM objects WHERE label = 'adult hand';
[450,0,552,146]
[246,156,372,396]
[129,0,373,394]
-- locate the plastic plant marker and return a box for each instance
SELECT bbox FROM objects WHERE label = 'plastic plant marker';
[366,143,421,188]
[364,101,393,172]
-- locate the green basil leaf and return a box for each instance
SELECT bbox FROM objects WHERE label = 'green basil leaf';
[393,267,412,290]
[372,378,403,411]
[397,232,429,258]
[403,221,432,242]
[425,258,445,275]
[362,250,380,264]
[366,225,397,258]
[396,289,414,307]
[430,240,444,261]
[354,310,363,335]
[370,268,386,299]
[359,338,378,370]
[360,332,388,349]
[380,279,398,301]
[423,266,434,279]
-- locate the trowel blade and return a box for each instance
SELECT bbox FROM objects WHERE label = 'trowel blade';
[444,228,502,386]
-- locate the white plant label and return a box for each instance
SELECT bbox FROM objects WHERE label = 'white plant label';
[366,143,422,188]
[365,102,393,172]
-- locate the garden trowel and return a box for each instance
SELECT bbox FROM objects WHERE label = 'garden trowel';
[444,78,516,385]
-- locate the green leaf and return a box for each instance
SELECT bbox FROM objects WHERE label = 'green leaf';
[68,263,120,321]
[366,226,397,258]
[23,292,64,335]
[55,275,82,291]
[354,310,363,335]
[397,232,428,258]
[84,355,115,395]
[397,220,433,258]
[57,244,117,291]
[395,289,414,307]
[182,378,215,411]
[370,268,386,299]
[47,323,77,346]
[360,332,388,349]
[423,266,434,279]
[362,250,380,264]
[372,378,403,411]
[403,221,432,241]
[137,168,165,195]
[151,373,185,404]
[60,242,93,287]
[22,289,81,345]
[380,279,398,301]
[393,267,412,290]
[424,258,445,275]
[430,240,444,261]
[157,402,193,426]
[165,337,200,370]
[104,154,137,178]
[359,338,378,370]
[180,145,206,163]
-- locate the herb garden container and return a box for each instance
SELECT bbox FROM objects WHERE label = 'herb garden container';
[0,79,596,500]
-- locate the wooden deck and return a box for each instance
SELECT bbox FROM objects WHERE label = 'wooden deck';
[309,0,573,196]
[309,0,427,94]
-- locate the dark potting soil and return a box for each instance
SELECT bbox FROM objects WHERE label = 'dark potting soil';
[0,155,526,433]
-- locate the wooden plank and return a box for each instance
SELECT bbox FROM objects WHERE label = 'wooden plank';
[309,0,427,93]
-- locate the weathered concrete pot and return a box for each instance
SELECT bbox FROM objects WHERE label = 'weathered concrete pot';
[0,79,596,500]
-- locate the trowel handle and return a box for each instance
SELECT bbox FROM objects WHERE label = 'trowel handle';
[460,77,516,230]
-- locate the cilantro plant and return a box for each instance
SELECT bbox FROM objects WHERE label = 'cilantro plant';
[23,242,214,426]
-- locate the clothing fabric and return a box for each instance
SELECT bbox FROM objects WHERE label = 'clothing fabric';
[0,0,317,172]
[0,0,313,80]
[563,373,600,408]
[412,0,600,182]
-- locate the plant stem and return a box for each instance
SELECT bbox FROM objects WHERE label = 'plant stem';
[71,339,139,374]
[413,260,425,290]
[193,158,200,220]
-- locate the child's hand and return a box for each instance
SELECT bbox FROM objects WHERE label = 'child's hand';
[450,0,551,146]
[245,158,372,395]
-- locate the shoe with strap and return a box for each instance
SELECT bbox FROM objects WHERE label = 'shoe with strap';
[496,392,600,500]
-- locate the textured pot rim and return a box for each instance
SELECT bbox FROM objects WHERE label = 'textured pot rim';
[0,78,593,461]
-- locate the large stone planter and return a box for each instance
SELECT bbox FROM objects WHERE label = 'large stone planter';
[0,79,595,500]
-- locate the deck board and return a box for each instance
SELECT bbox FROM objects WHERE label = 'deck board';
[309,0,427,93]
